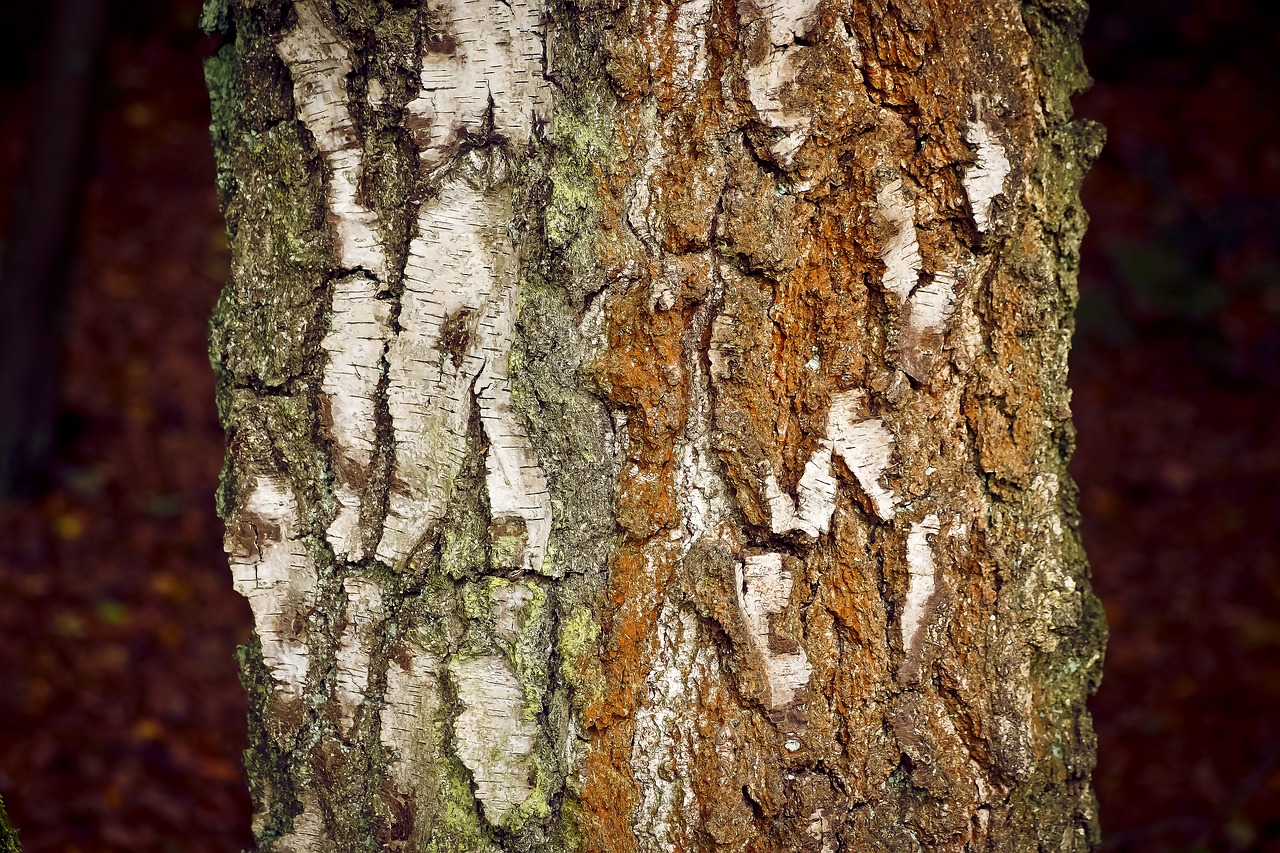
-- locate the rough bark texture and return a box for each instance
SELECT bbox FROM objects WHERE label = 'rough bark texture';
[205,0,1104,849]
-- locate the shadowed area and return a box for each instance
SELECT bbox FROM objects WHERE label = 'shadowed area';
[0,2,254,850]
[1074,0,1280,849]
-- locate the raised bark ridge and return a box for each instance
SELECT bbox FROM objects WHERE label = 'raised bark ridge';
[206,0,1105,849]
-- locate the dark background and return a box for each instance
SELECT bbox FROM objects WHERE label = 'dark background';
[0,0,1277,850]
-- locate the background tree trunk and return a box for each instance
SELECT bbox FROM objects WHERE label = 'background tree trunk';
[206,0,1104,849]
[0,0,108,497]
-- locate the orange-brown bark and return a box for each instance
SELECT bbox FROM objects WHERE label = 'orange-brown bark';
[575,0,1104,849]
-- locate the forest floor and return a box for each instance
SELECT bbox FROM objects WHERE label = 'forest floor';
[0,1,1277,851]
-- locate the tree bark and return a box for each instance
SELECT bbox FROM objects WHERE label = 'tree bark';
[205,0,1105,849]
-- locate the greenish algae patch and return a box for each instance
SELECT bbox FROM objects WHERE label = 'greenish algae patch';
[556,608,600,685]
[557,606,605,718]
[436,436,493,581]
[431,762,498,853]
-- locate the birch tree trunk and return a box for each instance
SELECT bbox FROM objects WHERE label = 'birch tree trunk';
[205,0,1105,849]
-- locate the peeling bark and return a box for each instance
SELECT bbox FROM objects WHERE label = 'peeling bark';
[207,0,1105,848]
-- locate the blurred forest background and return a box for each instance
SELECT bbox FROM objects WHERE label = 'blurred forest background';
[0,0,1277,850]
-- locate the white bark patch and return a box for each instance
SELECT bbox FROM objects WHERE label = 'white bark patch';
[763,441,838,538]
[827,391,897,521]
[632,605,721,853]
[406,0,551,166]
[768,393,898,531]
[277,1,385,277]
[333,577,384,732]
[378,180,494,566]
[627,105,665,252]
[477,359,554,574]
[902,514,941,653]
[899,261,961,382]
[740,0,821,163]
[671,263,735,550]
[737,552,811,710]
[763,472,797,533]
[378,177,552,575]
[452,655,539,827]
[758,0,822,46]
[228,476,317,697]
[672,0,713,91]
[876,177,922,302]
[795,443,839,532]
[962,120,1011,233]
[707,310,735,382]
[380,642,442,792]
[321,273,391,562]
[676,378,730,548]
[907,263,959,336]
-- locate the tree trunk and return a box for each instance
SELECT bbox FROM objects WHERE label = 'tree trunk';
[205,0,1105,849]
[0,0,108,497]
